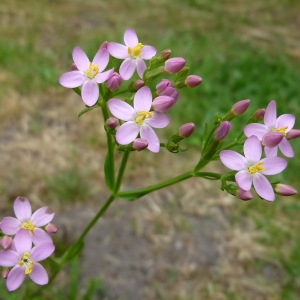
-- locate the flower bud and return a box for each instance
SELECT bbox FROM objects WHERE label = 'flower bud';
[133,79,145,90]
[100,41,109,49]
[71,63,78,71]
[2,268,9,279]
[262,132,283,148]
[286,129,300,140]
[164,57,186,74]
[45,223,58,234]
[274,184,297,196]
[152,96,176,112]
[106,117,119,129]
[106,72,122,91]
[156,79,173,95]
[179,123,195,138]
[231,99,250,116]
[133,138,148,151]
[237,189,253,201]
[254,108,265,121]
[214,121,232,142]
[0,236,13,250]
[158,49,172,61]
[185,75,202,88]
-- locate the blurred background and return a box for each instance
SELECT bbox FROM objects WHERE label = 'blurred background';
[1,0,300,299]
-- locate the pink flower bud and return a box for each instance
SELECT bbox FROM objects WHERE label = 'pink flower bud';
[106,72,122,91]
[254,108,265,121]
[274,184,297,196]
[2,268,9,279]
[161,87,179,102]
[262,132,284,148]
[231,99,250,116]
[159,49,172,61]
[179,123,195,138]
[156,79,173,95]
[100,41,109,49]
[214,121,232,142]
[0,236,13,249]
[152,96,176,112]
[45,223,58,234]
[71,63,78,71]
[237,189,253,201]
[133,79,145,90]
[286,129,300,140]
[164,57,186,74]
[133,138,148,151]
[106,117,119,129]
[185,75,202,88]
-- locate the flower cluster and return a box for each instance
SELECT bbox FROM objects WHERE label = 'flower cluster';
[0,197,56,291]
[59,28,201,153]
[220,100,298,201]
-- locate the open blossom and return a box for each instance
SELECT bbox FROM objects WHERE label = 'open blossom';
[108,86,170,153]
[59,46,113,106]
[0,197,54,245]
[107,28,156,80]
[0,229,54,291]
[244,100,296,157]
[220,135,287,201]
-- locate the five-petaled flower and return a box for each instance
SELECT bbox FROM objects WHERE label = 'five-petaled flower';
[0,197,54,245]
[59,46,114,106]
[244,100,296,157]
[220,135,287,201]
[0,229,55,291]
[107,28,157,80]
[108,86,170,153]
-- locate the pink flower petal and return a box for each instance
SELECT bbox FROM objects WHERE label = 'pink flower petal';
[253,173,275,201]
[279,137,294,157]
[6,265,26,291]
[261,157,287,175]
[14,197,32,221]
[244,123,268,140]
[92,48,109,71]
[244,135,262,163]
[264,100,277,127]
[29,262,49,285]
[81,80,99,106]
[276,114,295,132]
[141,45,157,59]
[14,229,32,254]
[0,217,21,235]
[119,58,136,80]
[264,146,278,157]
[235,170,253,191]
[124,28,139,48]
[0,250,20,267]
[59,71,86,88]
[116,122,139,145]
[136,58,146,79]
[31,207,54,227]
[220,150,248,170]
[147,112,170,128]
[95,68,114,84]
[72,46,90,71]
[140,125,160,153]
[108,99,136,121]
[107,42,128,59]
[32,228,53,245]
[31,242,55,262]
[134,86,152,112]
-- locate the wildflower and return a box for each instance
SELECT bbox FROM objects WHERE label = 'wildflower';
[237,188,253,201]
[156,79,179,104]
[220,135,287,201]
[244,100,296,157]
[0,197,54,245]
[179,123,195,138]
[59,46,113,106]
[214,121,232,142]
[164,57,186,74]
[106,72,122,91]
[231,99,250,116]
[0,229,54,291]
[0,236,13,250]
[108,86,170,153]
[133,138,148,151]
[107,28,156,80]
[274,184,297,196]
[185,75,202,88]
[152,95,176,112]
[45,223,58,235]
[106,117,119,129]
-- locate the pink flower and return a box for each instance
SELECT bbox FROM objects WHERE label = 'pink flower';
[164,57,186,74]
[244,100,296,157]
[0,197,54,245]
[107,28,156,80]
[220,136,287,201]
[0,229,54,291]
[108,86,170,153]
[59,46,113,106]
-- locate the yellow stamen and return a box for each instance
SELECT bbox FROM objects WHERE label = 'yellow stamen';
[19,252,34,275]
[85,62,99,79]
[273,126,288,136]
[128,43,144,58]
[248,161,265,174]
[21,220,36,235]
[135,111,153,125]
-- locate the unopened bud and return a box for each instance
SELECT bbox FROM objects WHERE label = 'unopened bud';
[106,72,122,91]
[133,79,145,90]
[287,129,300,140]
[254,108,265,121]
[237,189,253,201]
[2,268,9,279]
[152,96,176,112]
[159,49,172,61]
[0,236,13,249]
[231,99,250,116]
[262,132,284,148]
[100,41,109,49]
[133,138,148,151]
[179,123,195,138]
[185,75,202,88]
[45,223,58,234]
[156,79,173,95]
[214,121,232,142]
[164,57,186,74]
[274,184,297,196]
[106,117,119,129]
[71,63,78,71]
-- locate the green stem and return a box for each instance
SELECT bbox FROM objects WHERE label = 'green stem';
[114,150,130,193]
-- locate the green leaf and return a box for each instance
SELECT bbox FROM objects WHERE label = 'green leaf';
[77,105,99,119]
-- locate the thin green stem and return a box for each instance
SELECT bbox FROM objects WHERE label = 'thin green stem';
[114,150,130,193]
